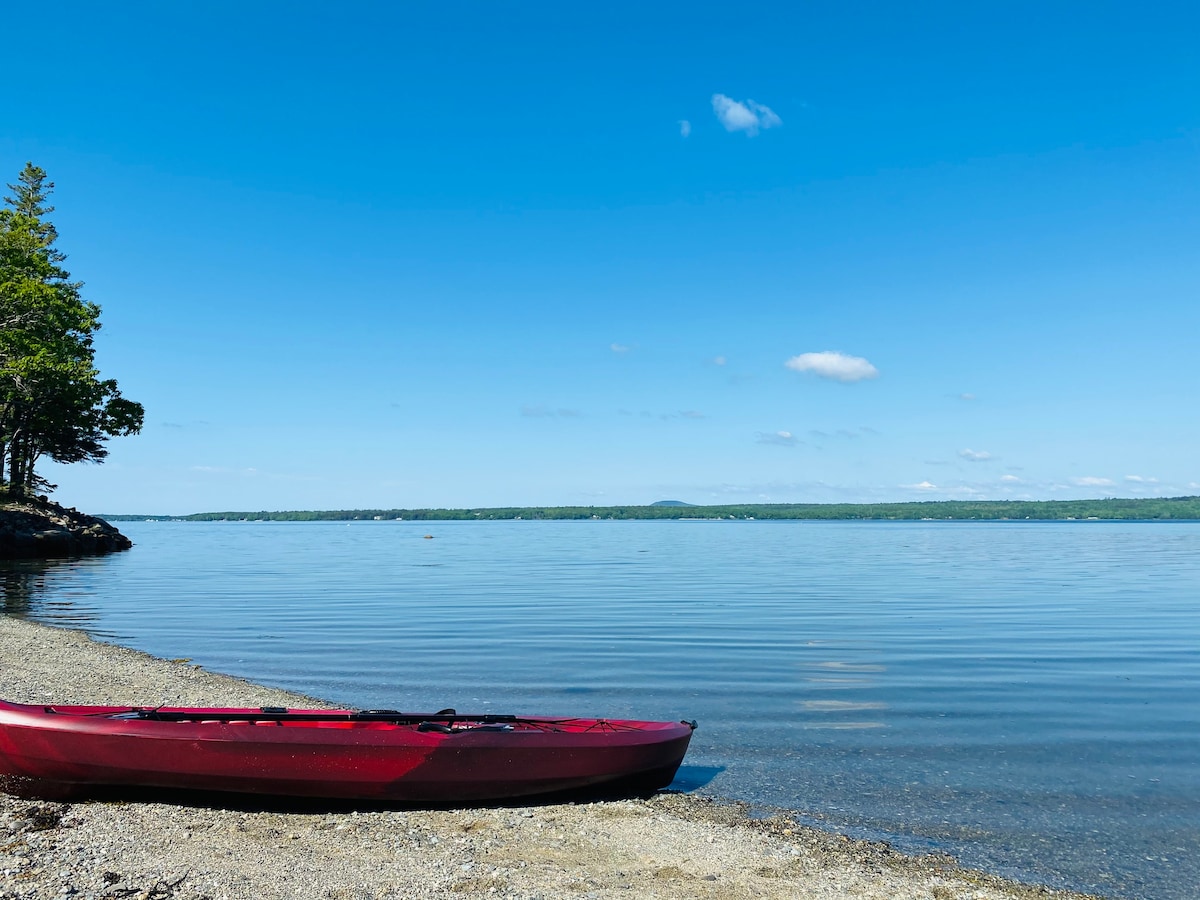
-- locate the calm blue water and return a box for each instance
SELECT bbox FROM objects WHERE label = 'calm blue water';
[2,520,1198,899]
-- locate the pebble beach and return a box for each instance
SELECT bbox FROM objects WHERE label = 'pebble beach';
[0,616,1105,900]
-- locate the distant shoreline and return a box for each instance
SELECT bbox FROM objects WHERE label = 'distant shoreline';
[103,496,1200,522]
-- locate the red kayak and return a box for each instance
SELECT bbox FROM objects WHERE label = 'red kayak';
[0,699,696,802]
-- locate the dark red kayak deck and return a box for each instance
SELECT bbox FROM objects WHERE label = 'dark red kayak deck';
[0,700,695,802]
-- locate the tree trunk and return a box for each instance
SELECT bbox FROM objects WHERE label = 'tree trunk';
[8,432,26,497]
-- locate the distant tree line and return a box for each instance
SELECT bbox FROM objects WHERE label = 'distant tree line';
[107,496,1200,522]
[0,164,143,497]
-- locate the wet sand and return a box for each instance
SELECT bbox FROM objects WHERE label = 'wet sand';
[0,616,1104,899]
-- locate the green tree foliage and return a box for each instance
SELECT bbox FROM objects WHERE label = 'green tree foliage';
[0,163,143,497]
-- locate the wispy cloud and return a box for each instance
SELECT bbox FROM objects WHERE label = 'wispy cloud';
[756,430,798,446]
[958,393,976,401]
[1072,476,1115,487]
[712,355,726,366]
[712,94,782,136]
[810,427,873,440]
[625,409,707,421]
[1124,474,1158,484]
[679,119,691,137]
[520,405,581,418]
[959,448,992,462]
[904,481,939,491]
[1000,474,1022,483]
[610,343,632,354]
[785,351,879,383]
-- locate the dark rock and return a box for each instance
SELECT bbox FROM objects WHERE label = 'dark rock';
[0,498,132,559]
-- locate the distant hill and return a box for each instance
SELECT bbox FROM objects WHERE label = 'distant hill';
[650,500,695,507]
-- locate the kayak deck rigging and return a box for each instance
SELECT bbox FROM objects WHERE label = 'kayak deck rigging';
[54,705,677,734]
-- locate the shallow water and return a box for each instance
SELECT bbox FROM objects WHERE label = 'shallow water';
[3,520,1198,899]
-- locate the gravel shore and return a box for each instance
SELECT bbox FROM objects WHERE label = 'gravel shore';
[0,617,1104,900]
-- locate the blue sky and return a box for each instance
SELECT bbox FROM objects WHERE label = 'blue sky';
[4,2,1198,514]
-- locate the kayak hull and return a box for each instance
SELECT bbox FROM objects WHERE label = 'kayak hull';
[0,700,695,802]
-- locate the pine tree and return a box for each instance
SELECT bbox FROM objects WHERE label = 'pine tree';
[0,163,143,497]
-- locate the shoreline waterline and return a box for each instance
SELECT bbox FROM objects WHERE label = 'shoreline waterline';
[0,615,1107,900]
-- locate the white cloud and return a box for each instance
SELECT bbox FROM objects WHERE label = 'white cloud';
[959,393,976,401]
[785,351,879,383]
[679,119,691,137]
[1124,475,1158,484]
[748,100,782,128]
[1000,474,1022,483]
[713,355,726,366]
[904,481,939,491]
[757,430,797,446]
[1072,476,1115,487]
[959,448,992,462]
[712,94,781,136]
[610,343,631,354]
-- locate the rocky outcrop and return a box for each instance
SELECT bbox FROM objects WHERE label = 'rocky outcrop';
[0,498,132,559]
